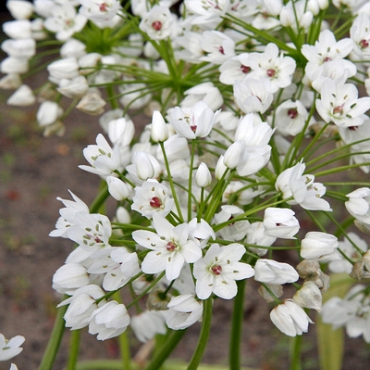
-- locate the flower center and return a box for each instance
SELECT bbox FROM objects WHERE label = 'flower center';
[190,125,197,132]
[287,108,298,119]
[333,104,344,115]
[267,69,276,77]
[219,46,225,55]
[166,241,177,252]
[149,197,162,208]
[99,3,108,12]
[241,65,251,74]
[323,57,332,62]
[349,126,359,131]
[360,39,369,49]
[211,265,222,275]
[152,21,162,31]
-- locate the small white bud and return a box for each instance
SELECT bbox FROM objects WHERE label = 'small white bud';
[151,110,169,142]
[134,152,155,180]
[215,155,228,180]
[195,162,212,187]
[7,84,35,106]
[107,176,131,201]
[223,141,244,169]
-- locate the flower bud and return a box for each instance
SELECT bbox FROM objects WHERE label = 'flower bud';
[195,162,212,187]
[108,117,135,147]
[57,76,89,99]
[37,101,63,127]
[116,206,131,224]
[263,207,299,239]
[293,281,322,312]
[7,84,35,106]
[7,0,34,20]
[1,57,28,74]
[107,176,131,201]
[134,152,155,180]
[151,110,169,142]
[0,73,22,89]
[300,232,338,260]
[47,57,79,84]
[77,89,106,115]
[52,263,89,295]
[254,259,299,285]
[215,155,228,180]
[223,141,244,169]
[3,20,32,39]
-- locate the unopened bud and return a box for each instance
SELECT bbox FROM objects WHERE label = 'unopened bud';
[195,162,212,187]
[151,110,169,142]
[293,281,322,312]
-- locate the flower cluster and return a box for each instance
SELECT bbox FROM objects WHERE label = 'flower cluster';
[3,0,370,368]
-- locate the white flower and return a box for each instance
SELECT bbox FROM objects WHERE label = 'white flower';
[1,57,29,74]
[270,299,313,337]
[195,162,212,188]
[130,311,166,343]
[3,20,32,39]
[106,176,131,201]
[280,1,313,31]
[139,5,174,40]
[321,285,370,342]
[200,31,235,65]
[151,110,169,143]
[58,285,106,330]
[300,232,338,260]
[49,190,90,238]
[293,281,322,312]
[131,180,174,219]
[108,117,135,147]
[219,53,253,85]
[36,101,63,127]
[193,243,254,300]
[52,263,89,294]
[245,222,276,256]
[351,13,370,58]
[79,134,123,178]
[77,89,107,115]
[263,207,300,239]
[248,43,296,93]
[233,78,273,114]
[170,101,219,139]
[345,187,370,224]
[0,334,25,361]
[166,294,203,330]
[254,259,299,285]
[316,79,370,127]
[0,74,22,90]
[1,38,36,59]
[57,76,89,99]
[7,0,34,19]
[44,2,87,41]
[47,57,79,84]
[79,0,122,28]
[132,214,202,281]
[67,212,112,252]
[181,82,223,111]
[7,84,35,106]
[274,100,308,136]
[89,301,130,340]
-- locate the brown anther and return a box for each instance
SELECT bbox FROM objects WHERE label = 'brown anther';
[241,65,251,74]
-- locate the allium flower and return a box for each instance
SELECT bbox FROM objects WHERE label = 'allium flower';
[321,285,370,342]
[139,5,174,40]
[132,214,202,281]
[89,301,130,340]
[200,31,235,65]
[345,187,370,224]
[130,311,166,343]
[0,334,25,361]
[79,0,121,28]
[300,232,338,260]
[79,134,123,178]
[52,262,89,294]
[131,180,174,219]
[233,78,273,114]
[181,82,223,111]
[316,79,370,127]
[43,3,87,41]
[170,101,219,139]
[166,294,203,330]
[219,53,253,85]
[263,207,300,239]
[254,259,299,285]
[274,100,308,136]
[193,243,254,300]
[59,285,106,330]
[270,299,313,337]
[293,281,322,312]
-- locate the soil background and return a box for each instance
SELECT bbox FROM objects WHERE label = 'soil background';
[0,7,370,370]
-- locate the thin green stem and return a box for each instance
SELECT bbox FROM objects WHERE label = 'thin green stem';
[289,335,302,370]
[229,279,246,370]
[187,298,213,370]
[66,330,81,370]
[144,330,187,370]
[37,304,67,370]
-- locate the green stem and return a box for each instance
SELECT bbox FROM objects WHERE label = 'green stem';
[144,330,187,370]
[187,298,213,370]
[289,335,302,370]
[37,304,67,370]
[229,279,246,370]
[66,330,81,370]
[89,183,109,213]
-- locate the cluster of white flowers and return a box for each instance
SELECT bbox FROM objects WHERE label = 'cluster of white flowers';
[3,0,370,366]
